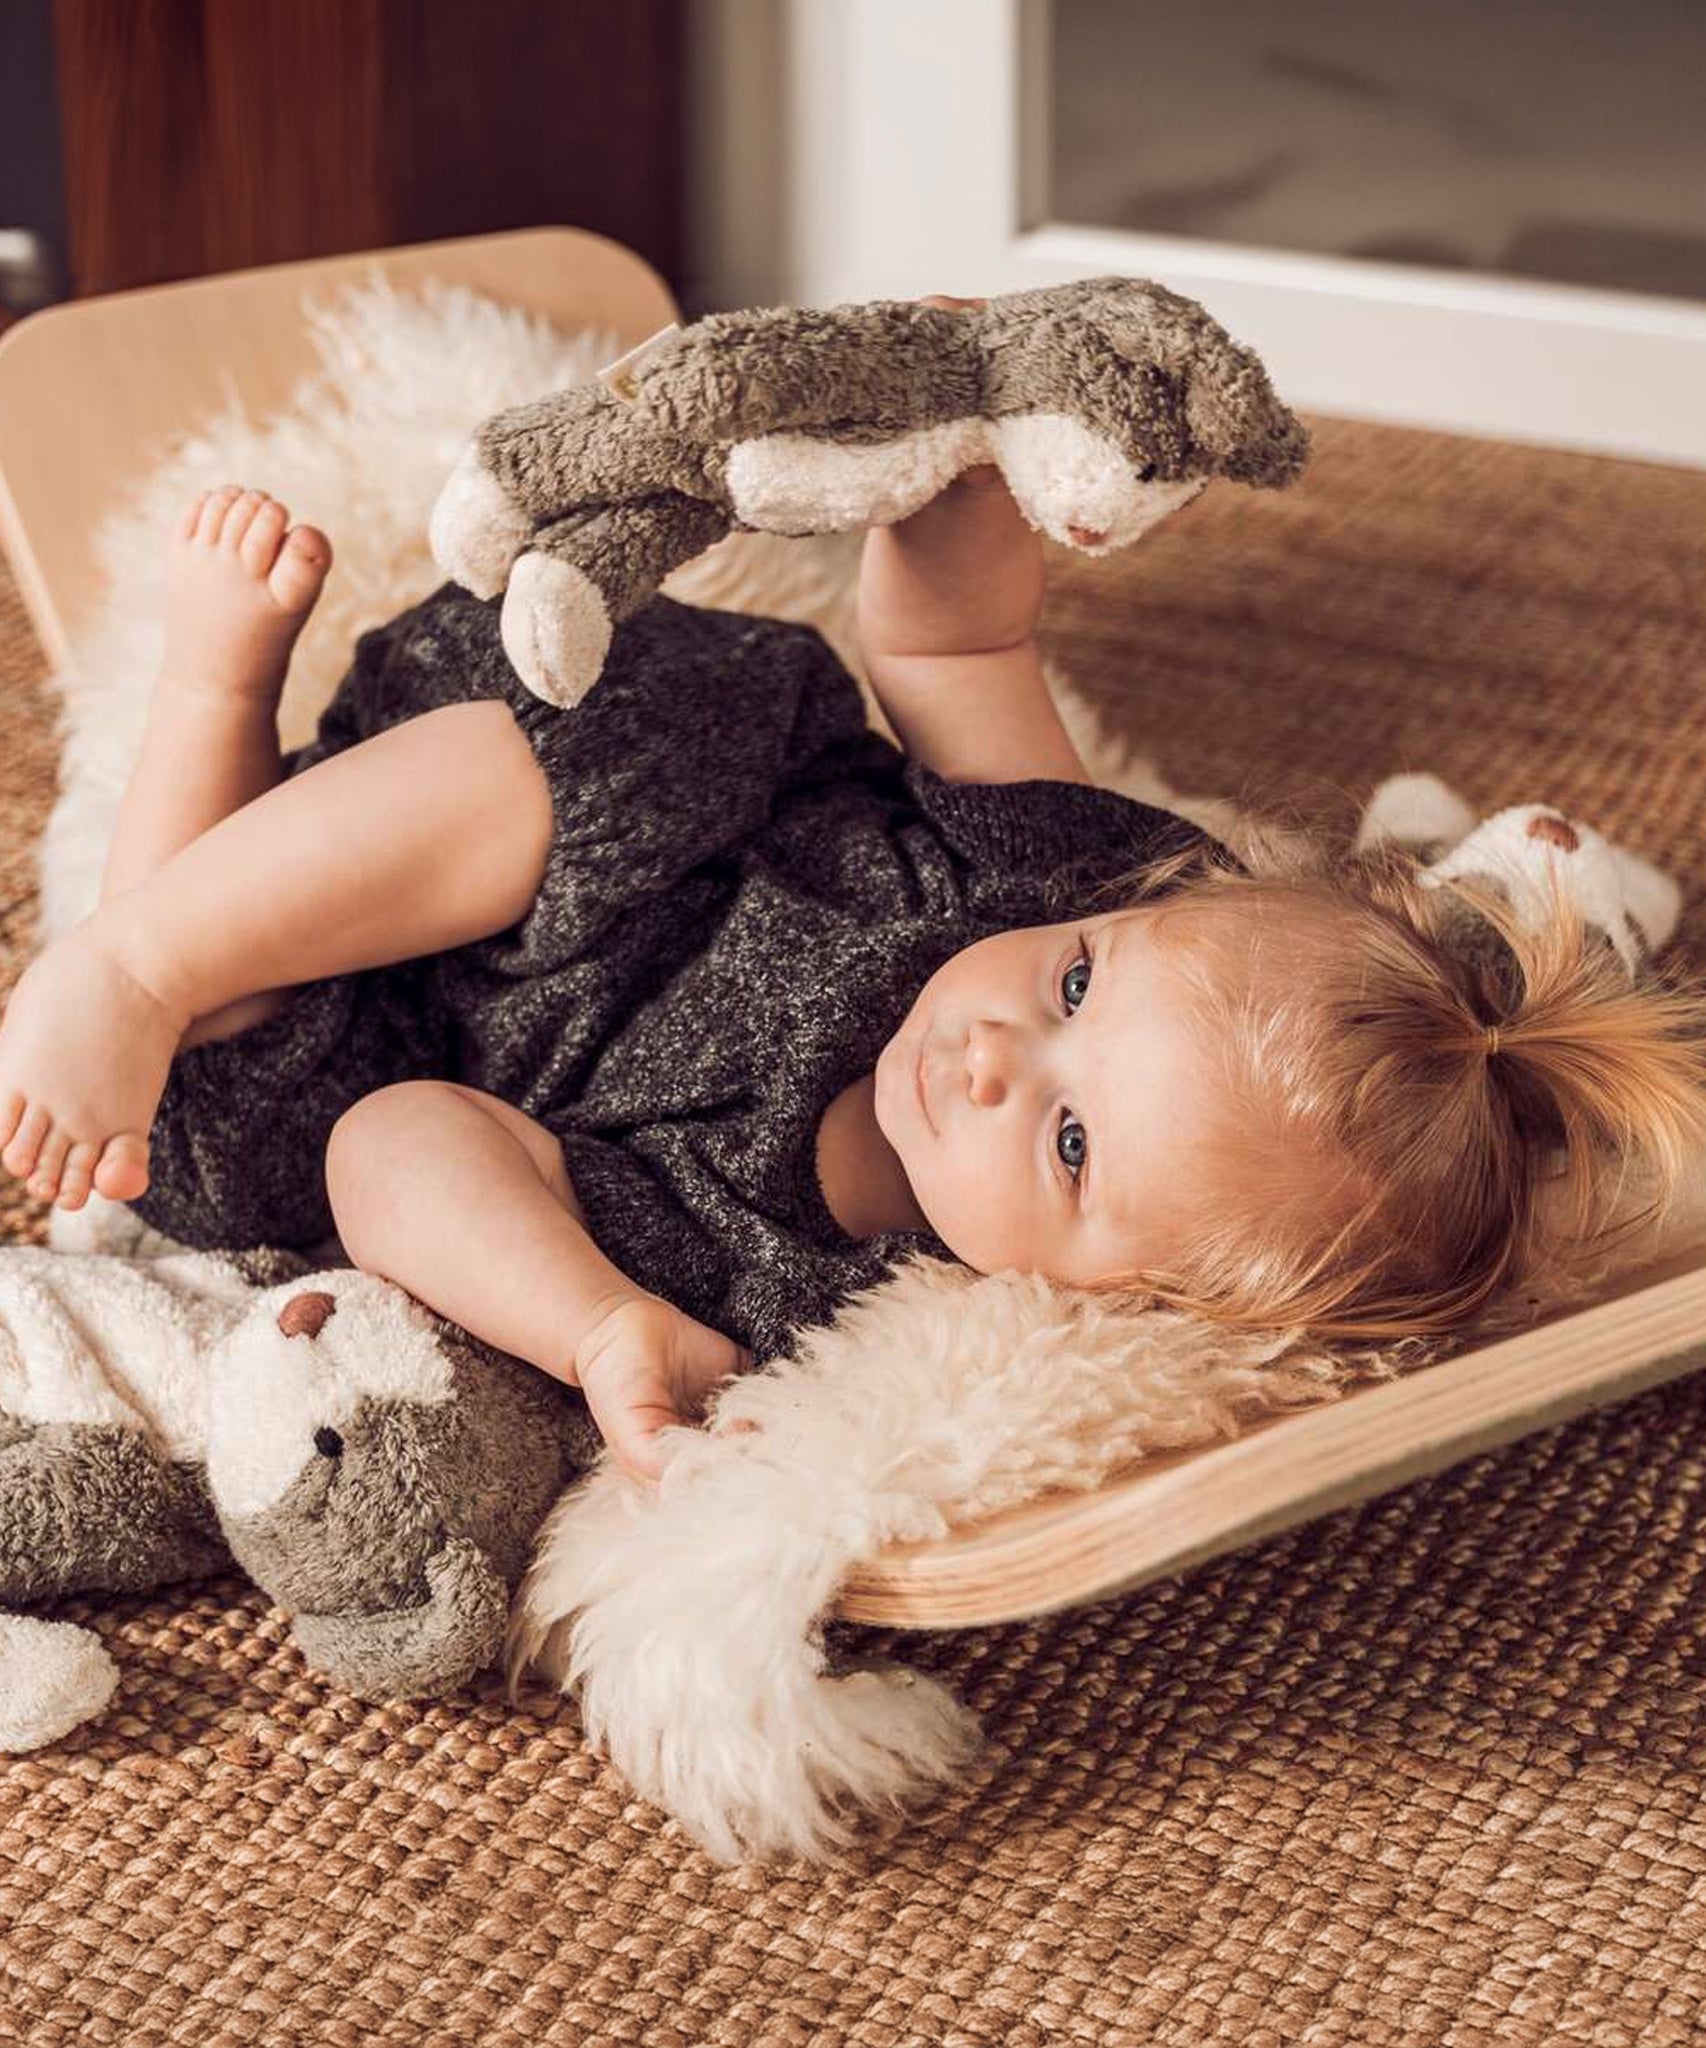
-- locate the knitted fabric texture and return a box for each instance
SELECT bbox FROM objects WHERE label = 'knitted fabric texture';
[128,585,1213,1362]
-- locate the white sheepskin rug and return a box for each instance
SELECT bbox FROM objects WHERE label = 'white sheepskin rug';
[30,277,1695,1866]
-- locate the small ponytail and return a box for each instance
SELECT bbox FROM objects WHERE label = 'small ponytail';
[1085,814,1706,1346]
[1424,854,1706,1256]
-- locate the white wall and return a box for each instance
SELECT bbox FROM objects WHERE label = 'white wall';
[683,0,1706,465]
[684,0,1028,314]
[682,0,791,315]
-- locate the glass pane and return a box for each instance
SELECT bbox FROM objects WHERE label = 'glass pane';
[1049,0,1706,301]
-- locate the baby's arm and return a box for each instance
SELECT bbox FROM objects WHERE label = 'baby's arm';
[856,467,1090,786]
[855,299,1090,787]
[327,1081,750,1483]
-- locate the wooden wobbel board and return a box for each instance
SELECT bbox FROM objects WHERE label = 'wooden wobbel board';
[839,1243,1706,1626]
[0,225,677,669]
[2,226,1701,1635]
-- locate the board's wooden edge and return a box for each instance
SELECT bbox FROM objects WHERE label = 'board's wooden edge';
[0,466,64,670]
[0,225,677,669]
[835,1251,1706,1629]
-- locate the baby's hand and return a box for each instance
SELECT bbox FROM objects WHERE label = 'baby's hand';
[574,1294,752,1483]
[858,294,1044,659]
[919,293,1006,499]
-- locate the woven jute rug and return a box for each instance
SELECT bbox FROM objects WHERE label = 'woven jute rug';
[3,416,1706,2046]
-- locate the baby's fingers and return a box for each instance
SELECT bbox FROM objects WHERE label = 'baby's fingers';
[624,1412,685,1483]
[577,1362,675,1482]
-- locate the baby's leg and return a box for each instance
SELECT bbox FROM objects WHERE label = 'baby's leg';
[102,486,333,1047]
[325,1081,636,1382]
[0,681,554,1210]
[104,487,329,899]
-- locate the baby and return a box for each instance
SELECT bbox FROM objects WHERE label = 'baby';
[1,452,1703,1485]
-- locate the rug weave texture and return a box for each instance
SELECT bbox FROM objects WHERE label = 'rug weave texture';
[3,416,1706,2046]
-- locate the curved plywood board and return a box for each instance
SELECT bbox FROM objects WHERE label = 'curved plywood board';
[836,1241,1706,1629]
[3,227,1705,1643]
[0,225,677,668]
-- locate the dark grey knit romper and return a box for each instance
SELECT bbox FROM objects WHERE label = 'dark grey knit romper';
[128,585,1218,1364]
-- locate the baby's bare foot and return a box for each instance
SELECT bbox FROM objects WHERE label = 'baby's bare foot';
[159,487,333,708]
[0,918,190,1209]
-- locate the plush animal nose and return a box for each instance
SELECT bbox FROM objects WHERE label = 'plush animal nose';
[1067,523,1107,548]
[1528,812,1580,852]
[278,1290,337,1339]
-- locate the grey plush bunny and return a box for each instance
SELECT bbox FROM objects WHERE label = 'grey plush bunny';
[428,275,1310,707]
[0,1247,602,1747]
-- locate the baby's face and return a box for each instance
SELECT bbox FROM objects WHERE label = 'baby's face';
[873,906,1220,1286]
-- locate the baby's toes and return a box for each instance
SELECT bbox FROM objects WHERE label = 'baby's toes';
[55,1141,101,1211]
[219,489,270,552]
[27,1127,71,1203]
[267,526,333,614]
[238,496,289,576]
[0,1086,24,1153]
[175,493,209,544]
[1,1102,50,1181]
[92,1133,150,1204]
[194,486,244,545]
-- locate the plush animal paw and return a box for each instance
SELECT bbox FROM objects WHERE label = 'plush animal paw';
[0,1611,119,1751]
[1357,770,1480,855]
[498,551,614,708]
[428,442,534,601]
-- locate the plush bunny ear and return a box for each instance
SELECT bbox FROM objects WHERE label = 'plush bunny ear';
[1075,276,1309,489]
[1182,334,1311,488]
[1355,771,1480,857]
[1113,278,1309,488]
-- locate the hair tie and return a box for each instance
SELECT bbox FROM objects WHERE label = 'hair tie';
[1483,1023,1503,1057]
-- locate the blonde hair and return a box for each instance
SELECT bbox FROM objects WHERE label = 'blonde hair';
[1083,811,1706,1347]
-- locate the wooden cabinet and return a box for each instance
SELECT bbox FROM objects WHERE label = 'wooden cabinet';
[49,0,684,297]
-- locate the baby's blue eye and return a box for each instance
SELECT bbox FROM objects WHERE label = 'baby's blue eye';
[1056,945,1092,1180]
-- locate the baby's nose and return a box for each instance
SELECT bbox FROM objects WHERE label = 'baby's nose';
[964,1020,1013,1106]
